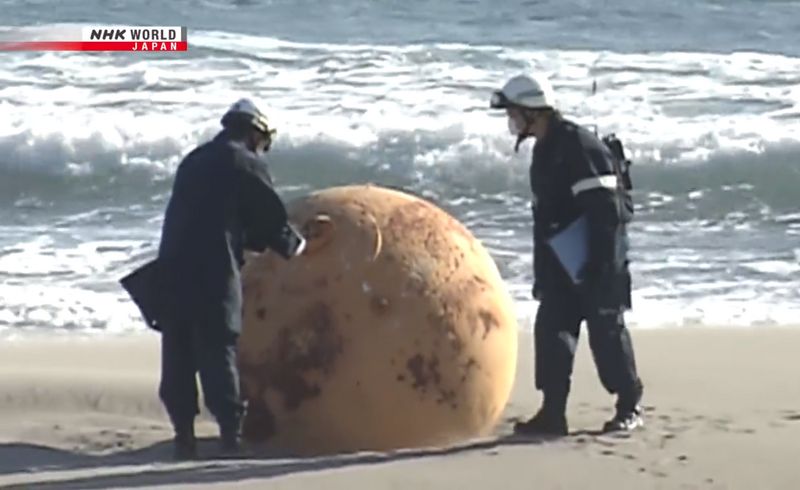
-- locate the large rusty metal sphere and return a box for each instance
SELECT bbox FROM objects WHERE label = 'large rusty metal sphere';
[238,185,517,455]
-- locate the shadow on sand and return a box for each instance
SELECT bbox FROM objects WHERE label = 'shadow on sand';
[0,431,562,490]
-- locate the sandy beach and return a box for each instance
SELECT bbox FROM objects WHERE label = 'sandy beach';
[1,326,799,490]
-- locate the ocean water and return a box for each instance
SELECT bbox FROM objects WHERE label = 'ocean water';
[1,0,799,336]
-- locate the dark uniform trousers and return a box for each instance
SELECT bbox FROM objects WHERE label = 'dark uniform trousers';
[158,319,244,435]
[527,115,643,416]
[534,282,642,414]
[149,130,301,437]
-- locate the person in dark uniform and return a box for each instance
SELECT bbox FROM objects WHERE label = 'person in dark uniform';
[122,98,305,459]
[489,74,644,435]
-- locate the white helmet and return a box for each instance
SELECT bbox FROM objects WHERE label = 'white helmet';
[490,74,556,110]
[221,98,275,136]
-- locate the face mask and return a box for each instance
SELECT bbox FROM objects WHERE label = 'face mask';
[252,134,271,155]
[507,116,521,136]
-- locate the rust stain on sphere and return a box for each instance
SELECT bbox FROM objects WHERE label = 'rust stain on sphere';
[238,185,518,455]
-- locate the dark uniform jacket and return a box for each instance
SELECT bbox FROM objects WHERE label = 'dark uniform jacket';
[121,130,302,334]
[529,115,632,311]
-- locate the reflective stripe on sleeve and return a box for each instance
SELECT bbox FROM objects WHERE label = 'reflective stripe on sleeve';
[571,174,618,195]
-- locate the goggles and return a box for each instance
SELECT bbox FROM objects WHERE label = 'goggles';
[251,113,277,138]
[489,90,509,109]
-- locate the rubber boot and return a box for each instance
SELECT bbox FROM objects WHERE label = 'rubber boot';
[173,424,198,461]
[514,388,569,436]
[219,418,250,458]
[603,384,644,433]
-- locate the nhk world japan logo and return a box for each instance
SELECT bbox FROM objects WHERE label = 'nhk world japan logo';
[0,25,188,51]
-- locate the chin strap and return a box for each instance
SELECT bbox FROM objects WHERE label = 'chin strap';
[514,134,529,153]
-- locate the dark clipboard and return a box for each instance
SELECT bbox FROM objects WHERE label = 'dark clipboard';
[546,215,589,285]
[119,258,166,331]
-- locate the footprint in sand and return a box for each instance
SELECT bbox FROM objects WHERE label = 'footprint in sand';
[703,417,734,433]
[654,412,696,434]
[769,421,786,429]
[782,412,800,422]
[595,437,619,448]
[574,435,590,444]
[657,432,677,449]
[655,432,676,449]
